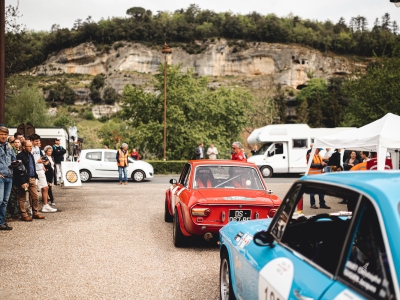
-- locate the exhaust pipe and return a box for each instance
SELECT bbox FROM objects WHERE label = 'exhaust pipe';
[204,232,213,241]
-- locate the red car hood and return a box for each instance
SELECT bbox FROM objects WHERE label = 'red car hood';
[197,189,280,206]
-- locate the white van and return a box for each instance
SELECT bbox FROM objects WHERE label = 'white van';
[8,127,70,159]
[247,124,354,177]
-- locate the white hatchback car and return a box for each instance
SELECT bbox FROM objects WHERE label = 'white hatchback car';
[78,149,154,182]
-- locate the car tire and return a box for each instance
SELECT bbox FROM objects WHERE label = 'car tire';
[220,251,236,300]
[173,209,186,247]
[260,166,273,178]
[79,169,92,182]
[164,200,173,223]
[132,170,145,182]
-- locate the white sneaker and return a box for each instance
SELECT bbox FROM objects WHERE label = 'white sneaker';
[42,204,57,213]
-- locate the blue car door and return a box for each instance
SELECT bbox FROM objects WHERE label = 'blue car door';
[321,197,397,300]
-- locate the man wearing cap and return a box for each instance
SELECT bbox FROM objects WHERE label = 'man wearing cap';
[307,148,330,209]
[0,126,16,230]
[52,138,66,185]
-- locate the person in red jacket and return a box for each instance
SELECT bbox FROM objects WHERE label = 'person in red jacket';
[231,142,247,162]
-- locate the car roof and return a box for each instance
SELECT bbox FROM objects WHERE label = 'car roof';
[300,171,400,207]
[81,149,117,152]
[189,160,257,167]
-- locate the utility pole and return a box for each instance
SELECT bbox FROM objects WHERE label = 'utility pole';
[161,42,171,161]
[0,0,5,124]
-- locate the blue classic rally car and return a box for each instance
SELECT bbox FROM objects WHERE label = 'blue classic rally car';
[219,172,400,300]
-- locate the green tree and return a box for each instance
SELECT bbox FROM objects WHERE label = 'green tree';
[121,64,253,160]
[295,78,329,127]
[103,87,119,105]
[46,81,77,105]
[89,74,105,103]
[343,55,400,127]
[5,86,51,127]
[272,84,286,124]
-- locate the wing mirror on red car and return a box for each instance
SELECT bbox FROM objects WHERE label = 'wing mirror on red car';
[169,179,177,184]
[253,231,275,247]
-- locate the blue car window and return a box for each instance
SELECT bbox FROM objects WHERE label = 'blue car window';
[340,198,395,299]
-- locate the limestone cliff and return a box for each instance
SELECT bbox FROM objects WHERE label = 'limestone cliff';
[37,40,357,92]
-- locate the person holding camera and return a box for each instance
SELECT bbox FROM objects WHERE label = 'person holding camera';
[0,126,16,230]
[15,141,45,221]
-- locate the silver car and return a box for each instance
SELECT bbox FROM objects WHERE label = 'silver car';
[78,149,154,182]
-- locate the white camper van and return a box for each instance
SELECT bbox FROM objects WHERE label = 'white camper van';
[247,124,354,177]
[8,127,70,159]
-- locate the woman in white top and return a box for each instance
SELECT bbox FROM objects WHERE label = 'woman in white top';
[207,144,219,160]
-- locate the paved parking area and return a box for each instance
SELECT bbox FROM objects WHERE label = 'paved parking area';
[0,178,344,299]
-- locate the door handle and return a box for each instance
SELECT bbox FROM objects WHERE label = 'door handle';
[293,289,313,300]
[283,156,285,159]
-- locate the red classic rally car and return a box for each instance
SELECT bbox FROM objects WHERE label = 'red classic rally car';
[164,160,282,247]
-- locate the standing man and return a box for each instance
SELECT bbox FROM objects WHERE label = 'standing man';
[231,142,247,162]
[116,143,129,185]
[15,141,45,221]
[207,144,218,160]
[52,138,66,185]
[0,126,16,230]
[307,148,330,209]
[194,142,205,159]
[29,134,57,213]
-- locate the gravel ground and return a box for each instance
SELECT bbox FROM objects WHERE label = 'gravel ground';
[1,179,341,300]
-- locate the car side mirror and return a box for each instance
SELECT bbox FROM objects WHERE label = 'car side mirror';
[268,151,274,157]
[169,179,177,185]
[266,189,273,194]
[254,231,275,247]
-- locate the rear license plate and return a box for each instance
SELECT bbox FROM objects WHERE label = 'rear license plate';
[229,210,251,222]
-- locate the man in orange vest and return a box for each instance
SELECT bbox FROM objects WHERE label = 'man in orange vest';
[116,143,129,185]
[307,148,330,209]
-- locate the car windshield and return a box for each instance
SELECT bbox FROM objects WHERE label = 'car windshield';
[193,165,264,189]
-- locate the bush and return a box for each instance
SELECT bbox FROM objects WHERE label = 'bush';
[85,111,95,120]
[147,161,186,174]
[113,42,124,50]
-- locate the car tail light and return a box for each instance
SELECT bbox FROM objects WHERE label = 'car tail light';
[269,209,277,218]
[255,212,259,219]
[221,211,226,222]
[191,208,211,217]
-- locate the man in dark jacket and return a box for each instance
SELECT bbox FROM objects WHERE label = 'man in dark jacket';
[16,141,45,221]
[194,142,205,159]
[52,138,66,185]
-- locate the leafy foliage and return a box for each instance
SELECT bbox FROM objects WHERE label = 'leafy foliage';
[343,55,400,127]
[103,87,119,105]
[121,64,253,160]
[45,80,77,104]
[89,74,105,103]
[5,86,51,127]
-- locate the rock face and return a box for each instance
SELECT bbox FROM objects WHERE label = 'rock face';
[38,40,355,90]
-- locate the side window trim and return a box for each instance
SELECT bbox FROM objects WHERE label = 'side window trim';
[178,164,190,185]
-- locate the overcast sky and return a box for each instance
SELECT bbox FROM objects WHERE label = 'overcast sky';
[5,0,400,32]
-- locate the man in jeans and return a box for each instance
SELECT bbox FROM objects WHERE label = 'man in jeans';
[116,143,129,185]
[0,126,16,230]
[16,141,46,221]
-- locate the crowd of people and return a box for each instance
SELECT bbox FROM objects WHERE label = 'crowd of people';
[306,144,393,208]
[0,126,67,231]
[194,141,247,161]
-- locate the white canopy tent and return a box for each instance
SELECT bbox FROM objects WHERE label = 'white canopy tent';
[305,113,400,174]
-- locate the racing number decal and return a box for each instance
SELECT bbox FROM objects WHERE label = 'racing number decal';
[258,258,294,300]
